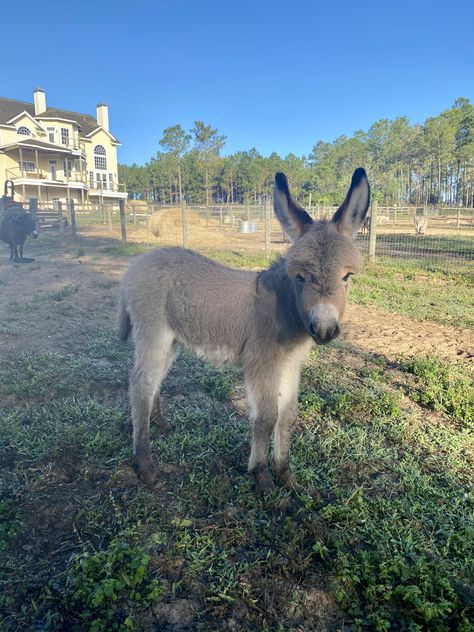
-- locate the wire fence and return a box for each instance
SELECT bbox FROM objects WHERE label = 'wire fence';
[29,199,474,270]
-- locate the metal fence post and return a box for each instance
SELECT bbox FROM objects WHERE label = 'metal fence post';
[119,198,127,243]
[69,199,77,240]
[264,199,271,255]
[58,201,64,234]
[368,201,378,261]
[181,201,188,248]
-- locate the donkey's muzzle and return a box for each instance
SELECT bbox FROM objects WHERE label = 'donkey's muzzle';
[309,304,340,344]
[309,321,340,344]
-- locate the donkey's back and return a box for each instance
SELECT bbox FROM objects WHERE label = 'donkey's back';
[119,247,257,363]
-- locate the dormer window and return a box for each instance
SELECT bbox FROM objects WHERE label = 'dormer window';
[94,145,107,170]
[17,126,31,136]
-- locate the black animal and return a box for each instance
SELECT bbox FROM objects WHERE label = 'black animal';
[360,215,371,235]
[0,210,38,260]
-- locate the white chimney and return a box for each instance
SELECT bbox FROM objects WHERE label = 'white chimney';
[96,103,109,130]
[34,87,46,115]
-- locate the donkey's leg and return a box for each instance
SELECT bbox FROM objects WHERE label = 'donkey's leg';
[273,358,303,489]
[150,345,177,432]
[245,374,279,492]
[130,330,174,485]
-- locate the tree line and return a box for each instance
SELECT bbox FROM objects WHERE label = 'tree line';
[118,98,474,207]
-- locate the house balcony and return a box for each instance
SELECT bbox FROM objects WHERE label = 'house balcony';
[88,181,128,199]
[6,167,127,200]
[6,167,88,189]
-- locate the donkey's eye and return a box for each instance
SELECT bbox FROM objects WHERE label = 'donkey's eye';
[296,273,305,284]
[342,273,353,283]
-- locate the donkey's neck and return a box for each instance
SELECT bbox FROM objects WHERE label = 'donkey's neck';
[258,257,306,344]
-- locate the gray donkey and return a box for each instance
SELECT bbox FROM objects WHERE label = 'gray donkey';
[118,168,370,492]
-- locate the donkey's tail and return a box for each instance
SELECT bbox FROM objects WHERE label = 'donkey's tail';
[117,292,132,342]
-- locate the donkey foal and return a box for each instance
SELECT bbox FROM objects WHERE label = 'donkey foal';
[118,168,370,492]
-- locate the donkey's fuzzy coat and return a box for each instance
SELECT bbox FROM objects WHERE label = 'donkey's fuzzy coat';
[119,169,370,491]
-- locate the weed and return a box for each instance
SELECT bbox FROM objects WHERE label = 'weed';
[63,528,164,631]
[401,356,474,426]
[0,500,23,552]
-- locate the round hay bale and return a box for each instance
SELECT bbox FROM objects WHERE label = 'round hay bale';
[148,208,203,237]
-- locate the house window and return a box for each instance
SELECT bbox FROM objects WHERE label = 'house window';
[96,173,102,188]
[61,128,69,145]
[108,173,113,190]
[102,173,108,190]
[64,159,73,178]
[89,171,94,187]
[20,161,36,172]
[52,198,60,211]
[17,126,31,136]
[94,145,107,170]
[47,127,55,143]
[49,160,57,179]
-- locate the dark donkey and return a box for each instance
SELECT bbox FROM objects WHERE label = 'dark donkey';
[118,168,370,491]
[0,210,38,260]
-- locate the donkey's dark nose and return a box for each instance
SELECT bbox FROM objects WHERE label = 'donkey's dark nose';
[309,320,340,344]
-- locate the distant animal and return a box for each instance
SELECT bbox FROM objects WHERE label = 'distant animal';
[118,168,370,492]
[360,215,371,235]
[414,216,427,235]
[0,209,38,260]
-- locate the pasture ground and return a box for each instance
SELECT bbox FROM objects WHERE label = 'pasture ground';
[0,230,473,631]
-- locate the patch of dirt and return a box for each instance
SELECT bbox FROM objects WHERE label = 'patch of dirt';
[343,303,474,371]
[0,238,128,359]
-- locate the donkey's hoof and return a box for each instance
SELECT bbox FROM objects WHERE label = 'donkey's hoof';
[276,468,304,493]
[137,464,158,487]
[251,468,275,494]
[152,416,173,433]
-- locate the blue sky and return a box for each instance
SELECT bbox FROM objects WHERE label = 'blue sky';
[4,0,473,165]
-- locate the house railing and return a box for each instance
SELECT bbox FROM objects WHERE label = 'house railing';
[6,167,87,184]
[88,182,127,193]
[6,166,126,193]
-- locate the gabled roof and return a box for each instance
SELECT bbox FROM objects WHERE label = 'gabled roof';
[85,125,120,144]
[6,109,47,131]
[0,96,120,142]
[0,97,35,124]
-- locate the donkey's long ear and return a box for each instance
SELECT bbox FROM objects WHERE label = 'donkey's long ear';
[274,172,313,242]
[331,168,370,238]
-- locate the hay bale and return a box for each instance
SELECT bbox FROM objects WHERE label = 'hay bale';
[148,208,203,237]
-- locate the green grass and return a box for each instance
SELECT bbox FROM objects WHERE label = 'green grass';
[1,335,473,630]
[400,356,474,426]
[350,257,474,328]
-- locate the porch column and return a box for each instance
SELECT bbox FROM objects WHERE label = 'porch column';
[19,147,26,200]
[35,149,39,176]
